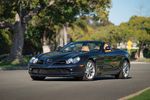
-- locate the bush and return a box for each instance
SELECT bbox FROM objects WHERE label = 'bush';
[143,48,150,58]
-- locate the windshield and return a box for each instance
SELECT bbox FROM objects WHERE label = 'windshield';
[60,42,101,52]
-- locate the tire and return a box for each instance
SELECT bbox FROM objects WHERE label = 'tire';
[76,60,96,81]
[115,60,130,79]
[30,76,45,80]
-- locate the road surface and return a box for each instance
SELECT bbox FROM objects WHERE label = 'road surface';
[0,63,150,100]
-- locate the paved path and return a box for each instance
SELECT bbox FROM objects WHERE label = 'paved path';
[0,63,150,100]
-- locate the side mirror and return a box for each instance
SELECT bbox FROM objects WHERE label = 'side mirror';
[56,46,63,51]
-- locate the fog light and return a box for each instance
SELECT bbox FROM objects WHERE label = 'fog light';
[70,68,73,71]
[29,68,32,71]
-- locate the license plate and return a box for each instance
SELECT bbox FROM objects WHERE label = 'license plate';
[32,69,39,73]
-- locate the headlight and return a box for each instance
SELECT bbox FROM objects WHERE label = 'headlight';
[66,57,80,64]
[29,57,38,64]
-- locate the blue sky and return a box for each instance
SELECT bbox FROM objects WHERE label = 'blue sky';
[109,0,150,25]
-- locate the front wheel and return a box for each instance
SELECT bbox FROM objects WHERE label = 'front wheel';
[77,60,96,81]
[115,60,130,79]
[30,76,45,80]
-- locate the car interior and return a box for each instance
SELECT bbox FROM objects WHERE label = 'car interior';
[81,46,90,52]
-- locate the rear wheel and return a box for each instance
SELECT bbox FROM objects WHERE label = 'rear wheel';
[30,76,45,80]
[115,60,130,79]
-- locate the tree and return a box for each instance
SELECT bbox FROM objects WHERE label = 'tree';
[0,0,111,62]
[0,0,55,62]
[127,16,150,58]
[26,0,112,52]
[43,0,111,47]
[68,17,115,42]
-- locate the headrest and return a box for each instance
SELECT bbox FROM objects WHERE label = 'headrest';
[81,46,90,52]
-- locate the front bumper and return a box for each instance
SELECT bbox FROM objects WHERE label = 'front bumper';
[28,64,85,77]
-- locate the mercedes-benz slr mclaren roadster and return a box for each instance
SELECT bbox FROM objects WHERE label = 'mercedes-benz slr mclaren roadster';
[28,41,130,81]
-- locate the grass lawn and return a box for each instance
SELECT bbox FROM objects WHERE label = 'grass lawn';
[129,88,150,100]
[0,56,30,70]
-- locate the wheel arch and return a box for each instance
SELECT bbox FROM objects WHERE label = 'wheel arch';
[122,57,130,67]
[124,57,130,64]
[88,58,98,72]
[88,58,96,63]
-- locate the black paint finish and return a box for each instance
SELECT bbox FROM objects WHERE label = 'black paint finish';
[28,41,130,78]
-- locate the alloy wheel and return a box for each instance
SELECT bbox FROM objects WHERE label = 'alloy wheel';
[122,61,130,78]
[85,61,96,80]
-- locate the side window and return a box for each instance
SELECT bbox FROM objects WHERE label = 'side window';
[63,45,74,51]
[96,43,101,50]
[73,43,83,51]
[63,43,83,52]
[87,43,100,50]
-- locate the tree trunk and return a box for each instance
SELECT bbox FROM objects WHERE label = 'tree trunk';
[1,2,56,62]
[138,41,144,59]
[9,13,25,62]
[58,27,64,47]
[63,24,68,45]
[57,24,68,47]
[42,30,50,53]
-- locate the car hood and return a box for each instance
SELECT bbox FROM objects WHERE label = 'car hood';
[37,51,83,60]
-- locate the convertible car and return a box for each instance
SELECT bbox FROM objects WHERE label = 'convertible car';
[28,41,130,81]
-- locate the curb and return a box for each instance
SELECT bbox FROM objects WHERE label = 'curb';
[131,62,150,64]
[0,66,28,71]
[119,87,150,100]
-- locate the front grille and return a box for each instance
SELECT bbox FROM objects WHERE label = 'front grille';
[32,68,69,74]
[54,60,66,65]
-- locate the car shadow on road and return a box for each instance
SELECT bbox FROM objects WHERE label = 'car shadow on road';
[39,76,132,82]
[43,77,78,81]
[95,76,132,81]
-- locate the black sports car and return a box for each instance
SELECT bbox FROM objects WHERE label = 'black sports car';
[28,41,130,81]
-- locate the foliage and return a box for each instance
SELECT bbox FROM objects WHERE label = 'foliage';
[128,16,150,42]
[23,0,112,52]
[0,55,31,69]
[0,0,112,62]
[68,16,150,59]
[0,29,11,55]
[1,0,150,62]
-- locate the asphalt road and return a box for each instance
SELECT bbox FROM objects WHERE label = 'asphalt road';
[0,63,150,100]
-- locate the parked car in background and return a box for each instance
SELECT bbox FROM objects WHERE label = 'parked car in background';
[28,41,130,81]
